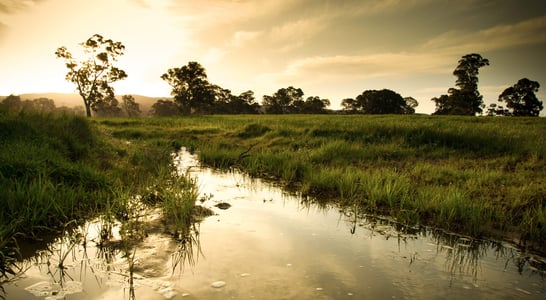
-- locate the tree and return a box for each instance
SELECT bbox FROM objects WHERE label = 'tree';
[121,95,141,117]
[150,99,180,116]
[498,78,543,116]
[262,86,304,114]
[403,97,419,114]
[55,34,128,117]
[0,94,22,111]
[341,98,358,113]
[355,89,408,114]
[234,90,260,114]
[29,98,56,113]
[433,53,489,115]
[161,61,215,114]
[486,103,511,116]
[299,96,330,114]
[92,95,123,117]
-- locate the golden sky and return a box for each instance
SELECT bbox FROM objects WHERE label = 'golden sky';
[1,0,545,113]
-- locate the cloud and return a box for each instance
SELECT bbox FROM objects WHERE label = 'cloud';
[423,14,546,54]
[230,31,262,47]
[0,0,45,13]
[268,52,451,82]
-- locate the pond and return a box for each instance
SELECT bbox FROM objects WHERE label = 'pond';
[2,148,545,299]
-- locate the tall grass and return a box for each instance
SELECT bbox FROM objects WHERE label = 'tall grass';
[0,112,199,281]
[94,115,546,251]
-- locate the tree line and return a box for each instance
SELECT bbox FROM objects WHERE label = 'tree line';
[8,34,541,117]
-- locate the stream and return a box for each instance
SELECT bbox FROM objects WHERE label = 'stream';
[2,148,545,299]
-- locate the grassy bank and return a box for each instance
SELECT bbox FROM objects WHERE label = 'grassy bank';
[98,115,546,250]
[0,111,197,274]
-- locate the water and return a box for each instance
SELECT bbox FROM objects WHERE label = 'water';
[2,149,545,299]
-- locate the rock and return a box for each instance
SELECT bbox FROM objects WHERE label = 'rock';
[215,202,231,210]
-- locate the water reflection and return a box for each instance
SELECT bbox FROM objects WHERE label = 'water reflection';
[1,148,545,299]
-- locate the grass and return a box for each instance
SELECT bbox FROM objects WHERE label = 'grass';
[96,114,546,251]
[0,111,198,282]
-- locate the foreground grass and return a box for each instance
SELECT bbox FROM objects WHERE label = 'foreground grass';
[98,114,546,251]
[0,111,196,274]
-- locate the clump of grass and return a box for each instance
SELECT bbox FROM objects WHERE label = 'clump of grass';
[237,123,271,138]
[0,113,200,276]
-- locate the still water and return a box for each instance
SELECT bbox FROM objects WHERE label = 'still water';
[3,149,545,299]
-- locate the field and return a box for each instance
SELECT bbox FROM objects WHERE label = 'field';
[100,114,546,251]
[1,112,545,264]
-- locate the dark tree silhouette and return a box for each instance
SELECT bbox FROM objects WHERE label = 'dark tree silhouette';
[299,96,330,114]
[212,88,260,114]
[498,78,543,116]
[55,34,128,117]
[161,61,215,114]
[341,98,358,113]
[403,97,419,114]
[433,53,489,115]
[355,89,409,114]
[262,86,304,114]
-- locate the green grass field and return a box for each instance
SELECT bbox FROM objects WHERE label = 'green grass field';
[98,114,546,250]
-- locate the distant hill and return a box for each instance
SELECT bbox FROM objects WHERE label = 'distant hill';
[0,93,170,115]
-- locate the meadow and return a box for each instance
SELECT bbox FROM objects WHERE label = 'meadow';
[100,114,546,251]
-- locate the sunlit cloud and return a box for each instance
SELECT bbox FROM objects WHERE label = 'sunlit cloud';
[259,52,452,87]
[423,15,546,54]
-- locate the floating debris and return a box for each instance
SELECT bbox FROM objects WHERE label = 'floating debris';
[240,273,251,277]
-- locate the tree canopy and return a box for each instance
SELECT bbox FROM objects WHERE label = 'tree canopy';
[498,78,543,116]
[55,34,127,117]
[161,61,215,114]
[341,89,416,114]
[433,53,489,115]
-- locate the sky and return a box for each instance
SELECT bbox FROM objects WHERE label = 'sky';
[1,0,546,114]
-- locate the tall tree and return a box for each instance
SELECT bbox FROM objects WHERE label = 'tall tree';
[498,78,543,116]
[55,34,128,117]
[161,61,215,114]
[433,53,489,115]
